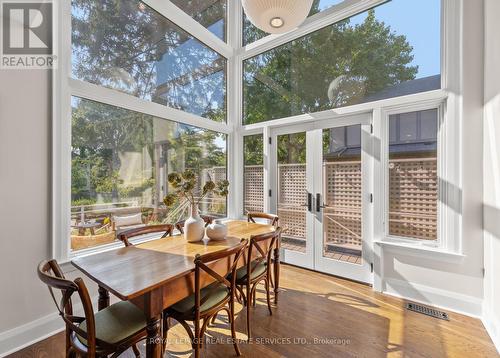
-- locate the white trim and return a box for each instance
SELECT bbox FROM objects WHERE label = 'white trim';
[383,278,483,317]
[377,100,457,251]
[374,240,465,263]
[0,294,100,358]
[440,0,463,254]
[227,0,243,218]
[141,0,233,59]
[70,79,231,135]
[52,0,72,261]
[263,126,272,214]
[482,305,500,354]
[0,312,65,358]
[241,0,388,60]
[313,121,374,283]
[242,90,447,132]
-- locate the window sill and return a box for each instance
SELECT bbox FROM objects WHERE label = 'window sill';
[374,239,465,263]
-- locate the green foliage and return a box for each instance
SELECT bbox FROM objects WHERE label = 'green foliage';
[243,135,264,166]
[164,170,229,208]
[71,198,97,207]
[118,178,155,198]
[243,9,418,124]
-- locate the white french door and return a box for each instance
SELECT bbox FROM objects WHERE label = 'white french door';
[269,114,373,283]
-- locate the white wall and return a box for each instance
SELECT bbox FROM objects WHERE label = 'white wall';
[482,0,500,352]
[378,0,485,317]
[0,70,99,356]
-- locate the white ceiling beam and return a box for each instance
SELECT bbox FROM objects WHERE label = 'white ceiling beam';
[141,0,234,59]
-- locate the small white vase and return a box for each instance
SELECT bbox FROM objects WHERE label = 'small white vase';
[184,204,205,242]
[206,219,228,241]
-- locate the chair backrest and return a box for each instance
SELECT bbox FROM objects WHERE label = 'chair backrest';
[175,215,214,234]
[37,260,114,353]
[247,212,279,227]
[117,224,174,247]
[192,239,247,317]
[246,227,282,279]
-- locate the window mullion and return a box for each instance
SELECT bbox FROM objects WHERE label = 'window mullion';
[142,0,233,59]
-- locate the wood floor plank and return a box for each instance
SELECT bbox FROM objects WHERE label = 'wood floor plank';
[7,265,498,358]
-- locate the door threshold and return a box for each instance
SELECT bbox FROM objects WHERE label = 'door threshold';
[280,261,372,287]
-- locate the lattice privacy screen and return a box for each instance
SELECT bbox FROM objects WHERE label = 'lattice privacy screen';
[243,157,438,247]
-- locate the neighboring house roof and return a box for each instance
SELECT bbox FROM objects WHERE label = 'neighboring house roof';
[362,75,441,103]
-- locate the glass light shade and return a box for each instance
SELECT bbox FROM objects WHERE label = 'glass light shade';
[242,0,314,34]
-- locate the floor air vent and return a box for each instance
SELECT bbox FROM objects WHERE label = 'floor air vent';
[406,302,449,321]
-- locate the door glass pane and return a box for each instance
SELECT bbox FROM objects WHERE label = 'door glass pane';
[243,135,264,214]
[322,125,362,264]
[72,0,227,122]
[389,109,438,240]
[277,132,307,253]
[170,0,226,41]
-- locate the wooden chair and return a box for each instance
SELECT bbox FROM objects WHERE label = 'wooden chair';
[117,223,174,247]
[233,228,282,340]
[247,212,280,289]
[163,239,247,358]
[37,259,147,358]
[174,215,214,234]
[247,212,279,227]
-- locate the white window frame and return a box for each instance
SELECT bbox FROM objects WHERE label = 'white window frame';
[53,0,463,262]
[376,101,447,249]
[53,0,237,261]
[236,0,463,257]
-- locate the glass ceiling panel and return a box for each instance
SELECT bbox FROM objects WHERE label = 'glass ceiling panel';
[243,0,441,124]
[72,0,227,122]
[244,0,345,46]
[170,0,227,42]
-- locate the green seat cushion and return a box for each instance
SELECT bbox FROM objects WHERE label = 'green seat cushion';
[170,282,229,314]
[230,261,267,283]
[77,300,146,346]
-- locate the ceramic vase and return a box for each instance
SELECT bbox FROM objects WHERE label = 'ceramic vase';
[206,219,228,241]
[184,204,205,242]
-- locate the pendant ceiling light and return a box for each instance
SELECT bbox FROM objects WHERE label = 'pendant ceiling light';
[242,0,314,34]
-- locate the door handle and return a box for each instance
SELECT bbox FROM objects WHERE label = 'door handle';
[302,193,313,211]
[316,193,321,212]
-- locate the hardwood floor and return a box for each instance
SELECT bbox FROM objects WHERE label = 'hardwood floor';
[8,264,498,358]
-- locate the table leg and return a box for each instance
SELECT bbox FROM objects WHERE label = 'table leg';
[97,286,110,311]
[273,247,280,304]
[146,315,162,358]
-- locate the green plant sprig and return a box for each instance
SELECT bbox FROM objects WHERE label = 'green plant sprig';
[163,170,229,209]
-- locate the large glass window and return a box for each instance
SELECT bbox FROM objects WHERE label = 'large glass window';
[243,135,264,214]
[243,0,441,124]
[170,0,227,41]
[70,97,227,252]
[243,0,345,45]
[388,109,438,241]
[72,0,227,122]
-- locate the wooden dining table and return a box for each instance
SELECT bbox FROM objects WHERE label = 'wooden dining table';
[71,220,279,358]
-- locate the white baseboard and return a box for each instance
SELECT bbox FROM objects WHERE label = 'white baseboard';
[482,305,500,354]
[0,312,64,358]
[383,278,483,317]
[0,295,101,358]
